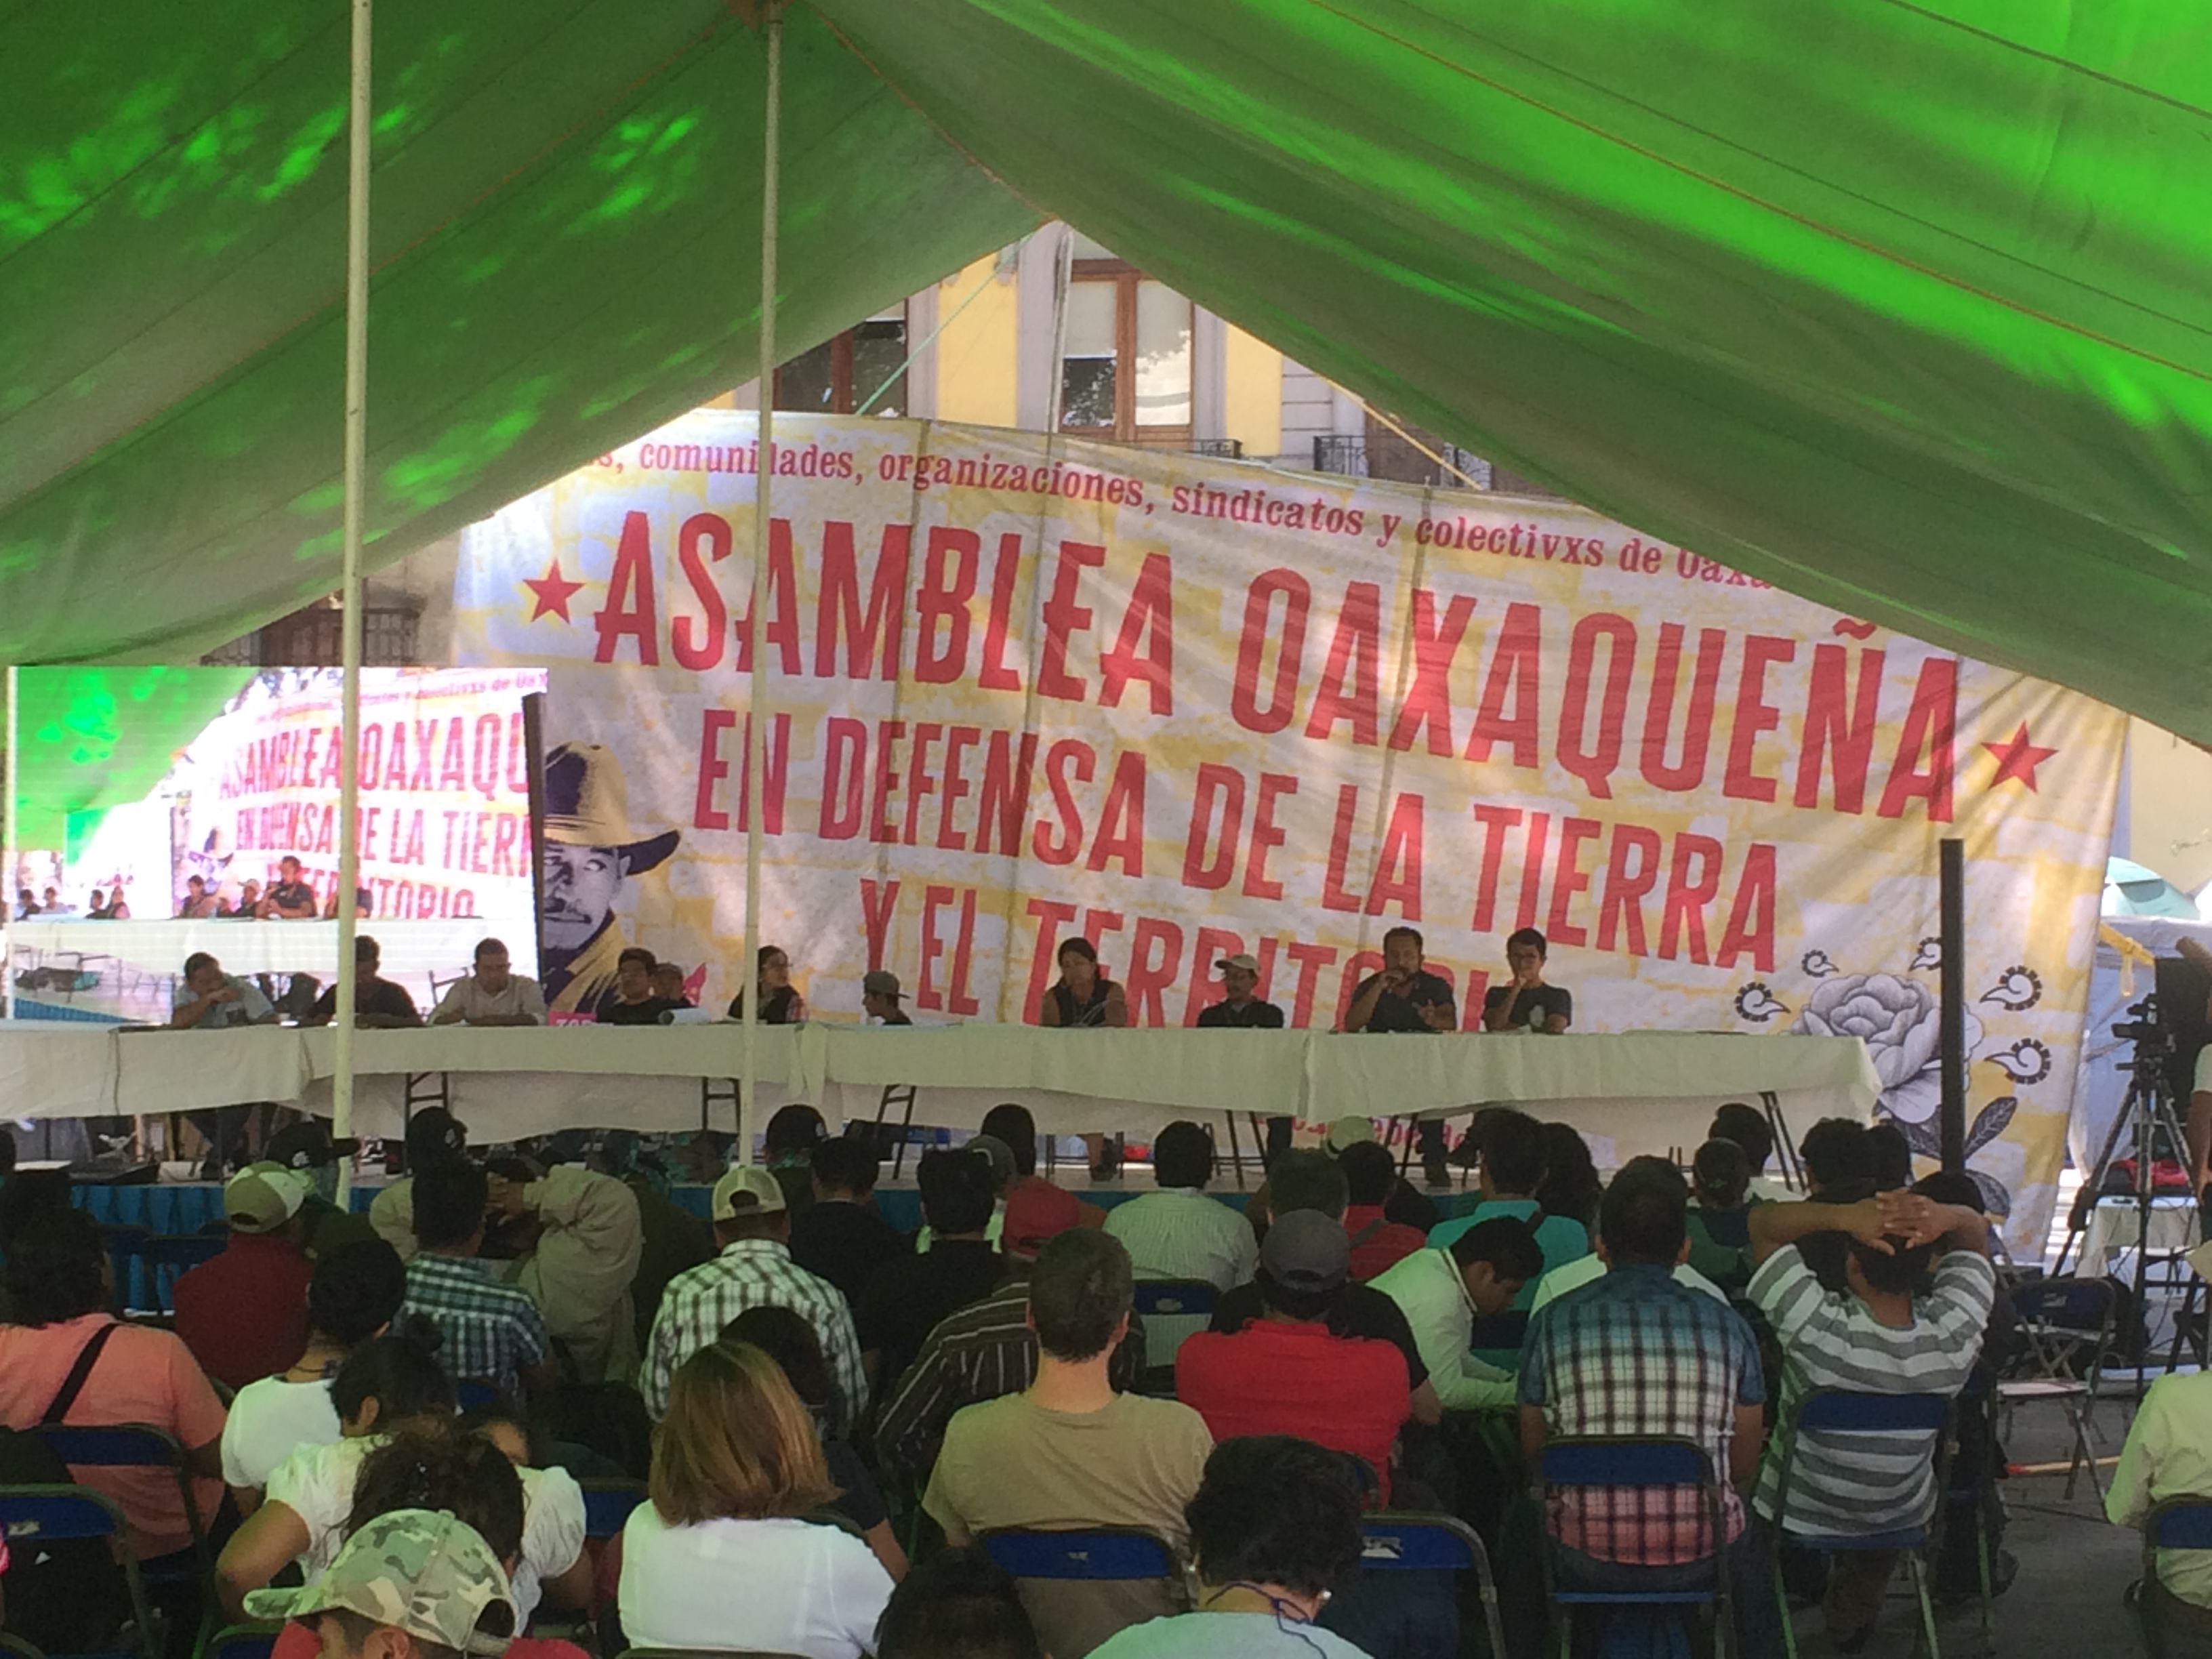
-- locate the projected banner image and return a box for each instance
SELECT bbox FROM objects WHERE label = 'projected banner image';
[454,413,2125,1249]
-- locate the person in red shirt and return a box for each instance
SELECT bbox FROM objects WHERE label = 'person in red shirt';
[1338,1142,1427,1280]
[173,1162,319,1391]
[1176,1209,1412,1502]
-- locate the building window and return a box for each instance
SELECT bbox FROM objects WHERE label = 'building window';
[1059,234,1191,445]
[775,312,908,416]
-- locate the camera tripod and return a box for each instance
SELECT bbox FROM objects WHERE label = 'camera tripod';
[2055,994,2208,1391]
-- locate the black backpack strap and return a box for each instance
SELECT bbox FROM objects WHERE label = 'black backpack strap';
[41,1323,120,1425]
[1349,1218,1386,1248]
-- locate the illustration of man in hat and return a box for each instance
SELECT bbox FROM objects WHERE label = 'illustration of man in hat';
[540,741,680,1019]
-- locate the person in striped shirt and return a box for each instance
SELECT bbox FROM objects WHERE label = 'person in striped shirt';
[1746,1185,1995,1645]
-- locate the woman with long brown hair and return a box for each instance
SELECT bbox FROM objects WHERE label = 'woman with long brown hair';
[619,1339,893,1657]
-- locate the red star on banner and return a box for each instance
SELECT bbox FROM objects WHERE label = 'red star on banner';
[1984,723,2058,791]
[521,558,586,623]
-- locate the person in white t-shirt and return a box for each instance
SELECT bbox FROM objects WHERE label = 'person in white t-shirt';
[222,1240,407,1508]
[621,1338,895,1659]
[430,938,547,1027]
[215,1328,590,1625]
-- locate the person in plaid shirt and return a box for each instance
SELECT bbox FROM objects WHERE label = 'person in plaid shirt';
[399,1160,560,1399]
[1515,1156,1782,1659]
[642,1164,867,1432]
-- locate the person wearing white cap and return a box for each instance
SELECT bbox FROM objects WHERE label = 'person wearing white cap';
[171,1162,320,1392]
[1195,954,1284,1029]
[640,1164,867,1433]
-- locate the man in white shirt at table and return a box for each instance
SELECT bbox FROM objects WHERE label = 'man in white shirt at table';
[430,937,546,1027]
[171,952,279,1029]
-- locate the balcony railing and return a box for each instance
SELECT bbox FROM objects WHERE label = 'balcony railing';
[1189,438,1244,459]
[1313,434,1491,490]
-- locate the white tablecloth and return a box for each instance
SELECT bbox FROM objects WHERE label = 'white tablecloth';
[1,1021,1876,1157]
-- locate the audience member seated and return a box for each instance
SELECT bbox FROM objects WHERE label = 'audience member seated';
[1531,1121,1604,1236]
[790,1132,911,1307]
[1429,1107,1591,1307]
[1210,1149,1441,1429]
[877,1175,1137,1483]
[924,1229,1214,1659]
[2110,1350,2212,1614]
[724,1305,908,1579]
[430,937,546,1026]
[729,941,808,1022]
[1338,1142,1427,1279]
[595,1129,715,1348]
[247,1508,537,1659]
[1089,1435,1373,1659]
[263,855,321,918]
[1711,1103,1794,1202]
[619,1339,894,1657]
[219,1332,589,1624]
[1371,1214,1544,1413]
[0,1206,227,1570]
[1317,1115,1439,1234]
[1685,1138,1758,1292]
[222,1240,408,1505]
[264,1120,381,1258]
[401,1160,560,1398]
[1746,1185,1995,1645]
[368,1107,469,1258]
[1104,1119,1258,1366]
[1512,1157,1780,1659]
[596,945,688,1025]
[979,1101,1109,1229]
[173,1162,321,1391]
[302,935,423,1028]
[765,1101,832,1213]
[876,1547,1044,1659]
[469,1151,644,1384]
[171,949,279,1029]
[1176,1210,1411,1502]
[861,1147,1009,1385]
[1866,1122,1914,1191]
[1798,1118,1876,1200]
[642,1164,868,1431]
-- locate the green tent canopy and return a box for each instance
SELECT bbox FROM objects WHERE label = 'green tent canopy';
[9,668,252,850]
[8,2,2212,739]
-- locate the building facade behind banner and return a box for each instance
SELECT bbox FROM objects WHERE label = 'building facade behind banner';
[453,411,2121,1252]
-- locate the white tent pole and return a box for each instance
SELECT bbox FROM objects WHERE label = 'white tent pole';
[3,665,16,1023]
[740,1,782,1164]
[332,0,373,1206]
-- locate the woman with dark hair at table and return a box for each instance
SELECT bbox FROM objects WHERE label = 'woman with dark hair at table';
[729,943,807,1023]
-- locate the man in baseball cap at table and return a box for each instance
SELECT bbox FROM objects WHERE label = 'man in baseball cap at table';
[246,1507,518,1659]
[640,1164,867,1430]
[1195,953,1284,1031]
[862,968,914,1026]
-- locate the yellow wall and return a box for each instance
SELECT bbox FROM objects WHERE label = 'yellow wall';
[934,254,1020,428]
[1224,324,1282,457]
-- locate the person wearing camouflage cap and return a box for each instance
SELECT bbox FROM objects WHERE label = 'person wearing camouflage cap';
[246,1507,516,1659]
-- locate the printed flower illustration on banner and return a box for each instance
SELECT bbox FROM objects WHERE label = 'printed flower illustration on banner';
[1788,972,1983,1126]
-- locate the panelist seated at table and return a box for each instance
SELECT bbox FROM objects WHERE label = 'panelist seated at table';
[1195,953,1284,1029]
[863,968,914,1026]
[1481,926,1573,1033]
[302,936,422,1029]
[1342,925,1455,1034]
[430,938,546,1027]
[261,855,321,920]
[177,874,224,918]
[1038,935,1127,1027]
[172,951,281,1029]
[598,947,689,1026]
[651,961,695,1008]
[729,943,807,1023]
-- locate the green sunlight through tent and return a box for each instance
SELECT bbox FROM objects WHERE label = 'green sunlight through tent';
[7,1,2212,741]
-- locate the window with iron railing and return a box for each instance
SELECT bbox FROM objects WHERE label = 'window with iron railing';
[202,601,422,668]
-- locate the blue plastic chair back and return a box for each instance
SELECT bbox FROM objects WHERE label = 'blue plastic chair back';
[0,1486,129,1544]
[29,1425,181,1469]
[2009,1276,2112,1326]
[1540,1439,1708,1489]
[2152,1502,2212,1551]
[1362,1517,1480,1572]
[981,1528,1179,1581]
[1131,1281,1217,1319]
[582,1481,648,1539]
[1794,1391,1950,1434]
[455,1379,501,1413]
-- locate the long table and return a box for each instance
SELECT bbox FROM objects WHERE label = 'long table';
[0,1021,1878,1160]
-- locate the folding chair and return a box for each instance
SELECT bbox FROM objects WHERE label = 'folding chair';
[2139,1497,2212,1659]
[1363,1511,1508,1659]
[1999,1275,2114,1499]
[1936,1368,2000,1657]
[1765,1390,1951,1659]
[0,1483,164,1659]
[1131,1279,1219,1396]
[201,1626,283,1659]
[979,1524,1191,1611]
[28,1423,218,1653]
[1537,1437,1732,1659]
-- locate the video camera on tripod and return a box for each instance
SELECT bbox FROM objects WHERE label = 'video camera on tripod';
[2114,993,2171,1053]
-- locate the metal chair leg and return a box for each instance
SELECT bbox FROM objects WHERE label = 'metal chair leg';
[1774,1547,1799,1659]
[1978,1513,1994,1656]
[1910,1554,1942,1659]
